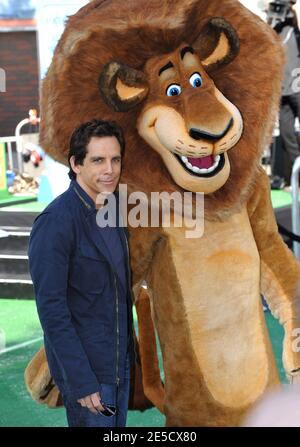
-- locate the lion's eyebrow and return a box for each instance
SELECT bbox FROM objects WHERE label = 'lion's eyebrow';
[181,46,195,60]
[158,61,174,76]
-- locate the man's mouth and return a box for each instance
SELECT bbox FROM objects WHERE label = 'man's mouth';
[174,153,225,177]
[100,179,115,184]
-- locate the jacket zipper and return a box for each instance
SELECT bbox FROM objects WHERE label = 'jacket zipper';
[114,273,120,387]
[124,236,131,288]
[123,232,136,359]
[75,186,121,386]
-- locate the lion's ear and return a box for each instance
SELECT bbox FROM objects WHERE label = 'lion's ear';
[99,62,149,112]
[193,17,239,71]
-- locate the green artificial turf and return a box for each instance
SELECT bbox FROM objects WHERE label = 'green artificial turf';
[0,299,164,427]
[0,298,287,427]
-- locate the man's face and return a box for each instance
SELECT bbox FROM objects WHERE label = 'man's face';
[71,136,122,200]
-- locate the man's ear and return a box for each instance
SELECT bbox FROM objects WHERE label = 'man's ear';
[99,61,149,112]
[69,155,80,175]
[192,17,240,71]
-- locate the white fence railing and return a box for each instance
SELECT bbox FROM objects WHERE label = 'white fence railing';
[0,136,17,171]
[0,111,40,174]
[0,132,40,174]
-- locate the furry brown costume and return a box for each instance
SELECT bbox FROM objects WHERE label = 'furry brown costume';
[25,0,300,426]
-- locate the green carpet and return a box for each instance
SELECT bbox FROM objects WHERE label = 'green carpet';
[271,189,300,209]
[0,190,37,208]
[0,201,47,213]
[0,299,164,427]
[0,299,287,427]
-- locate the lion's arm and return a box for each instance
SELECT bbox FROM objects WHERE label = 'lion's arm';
[247,168,300,377]
[128,226,166,412]
[129,225,163,285]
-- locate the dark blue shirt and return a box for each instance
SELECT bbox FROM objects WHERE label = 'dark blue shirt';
[97,214,130,369]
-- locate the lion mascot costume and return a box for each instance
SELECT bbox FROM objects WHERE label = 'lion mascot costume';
[25,0,300,426]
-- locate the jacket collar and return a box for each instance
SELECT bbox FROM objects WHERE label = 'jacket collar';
[70,180,96,213]
[70,180,122,216]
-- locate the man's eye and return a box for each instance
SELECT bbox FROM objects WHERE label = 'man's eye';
[166,84,182,96]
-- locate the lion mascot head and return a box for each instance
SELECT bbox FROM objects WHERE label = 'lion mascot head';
[40,0,283,220]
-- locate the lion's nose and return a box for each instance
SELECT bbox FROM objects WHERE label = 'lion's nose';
[189,118,233,142]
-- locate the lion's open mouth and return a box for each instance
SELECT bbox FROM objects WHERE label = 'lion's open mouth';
[174,153,225,178]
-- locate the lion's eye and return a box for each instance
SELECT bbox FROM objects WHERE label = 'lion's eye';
[166,84,182,96]
[189,73,202,88]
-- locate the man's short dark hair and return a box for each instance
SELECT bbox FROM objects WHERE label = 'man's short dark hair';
[68,119,125,180]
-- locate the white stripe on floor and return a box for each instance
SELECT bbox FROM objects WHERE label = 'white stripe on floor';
[0,337,43,355]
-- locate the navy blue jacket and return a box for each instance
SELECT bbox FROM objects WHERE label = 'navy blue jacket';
[28,181,136,402]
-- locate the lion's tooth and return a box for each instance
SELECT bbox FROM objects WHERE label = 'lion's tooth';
[206,166,215,173]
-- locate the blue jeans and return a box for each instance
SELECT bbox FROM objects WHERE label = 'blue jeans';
[64,356,130,427]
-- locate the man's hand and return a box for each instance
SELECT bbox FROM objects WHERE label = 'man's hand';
[77,392,105,414]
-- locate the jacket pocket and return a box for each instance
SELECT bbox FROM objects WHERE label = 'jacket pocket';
[78,243,107,262]
[70,244,111,294]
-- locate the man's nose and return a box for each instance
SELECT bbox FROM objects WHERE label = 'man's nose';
[104,161,113,173]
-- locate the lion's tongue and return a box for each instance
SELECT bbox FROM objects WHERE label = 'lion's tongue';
[187,155,214,169]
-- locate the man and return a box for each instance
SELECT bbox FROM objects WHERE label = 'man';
[271,1,300,188]
[28,119,136,427]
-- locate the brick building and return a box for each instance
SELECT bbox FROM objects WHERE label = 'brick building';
[0,1,39,137]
